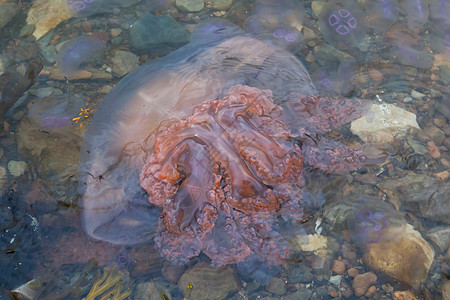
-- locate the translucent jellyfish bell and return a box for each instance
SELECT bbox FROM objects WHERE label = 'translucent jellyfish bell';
[317,0,366,49]
[243,0,305,52]
[366,0,400,34]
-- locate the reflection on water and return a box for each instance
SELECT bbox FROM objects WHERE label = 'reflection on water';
[0,0,449,299]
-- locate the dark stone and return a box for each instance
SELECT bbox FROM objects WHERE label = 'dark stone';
[130,13,190,55]
[284,288,313,300]
[287,265,314,283]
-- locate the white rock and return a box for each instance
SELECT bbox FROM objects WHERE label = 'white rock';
[8,160,27,177]
[351,103,420,143]
[26,0,72,40]
[296,234,329,256]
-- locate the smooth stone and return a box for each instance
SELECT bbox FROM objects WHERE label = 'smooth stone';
[284,288,313,300]
[329,275,342,286]
[403,96,413,103]
[0,166,8,195]
[8,161,27,177]
[400,181,450,224]
[311,0,326,17]
[110,28,123,38]
[26,0,73,40]
[440,65,450,85]
[442,280,450,300]
[29,87,63,98]
[0,55,12,75]
[111,36,124,46]
[19,24,36,38]
[112,51,139,77]
[426,226,450,252]
[208,0,233,10]
[315,44,352,66]
[423,124,446,146]
[134,282,172,300]
[352,272,377,297]
[0,2,21,29]
[378,172,435,210]
[331,260,346,275]
[175,0,204,12]
[130,13,190,54]
[178,262,239,300]
[410,90,425,99]
[363,224,434,285]
[295,234,329,256]
[287,265,314,283]
[40,44,57,64]
[266,277,287,296]
[351,103,420,143]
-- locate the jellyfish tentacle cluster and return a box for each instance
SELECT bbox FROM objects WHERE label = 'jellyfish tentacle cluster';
[139,85,374,266]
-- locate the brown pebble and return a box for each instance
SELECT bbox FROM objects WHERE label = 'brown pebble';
[341,229,351,242]
[111,28,122,38]
[352,272,377,297]
[81,20,92,32]
[382,284,394,293]
[365,285,377,297]
[441,158,450,168]
[341,282,353,298]
[368,69,384,81]
[434,171,450,182]
[332,260,346,275]
[347,268,359,278]
[393,290,418,300]
[329,289,339,297]
[444,137,450,149]
[427,141,441,159]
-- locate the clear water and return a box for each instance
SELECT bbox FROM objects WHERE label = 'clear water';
[0,0,449,299]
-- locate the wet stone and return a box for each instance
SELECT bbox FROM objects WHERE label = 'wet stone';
[284,288,313,300]
[329,275,342,286]
[332,259,346,274]
[112,51,139,77]
[135,281,172,300]
[0,2,21,29]
[266,277,287,296]
[347,267,359,278]
[176,0,204,12]
[352,271,377,297]
[130,13,190,54]
[440,65,450,85]
[8,161,27,177]
[426,226,450,252]
[363,224,434,285]
[287,265,314,283]
[311,256,331,275]
[178,262,239,300]
[207,0,233,10]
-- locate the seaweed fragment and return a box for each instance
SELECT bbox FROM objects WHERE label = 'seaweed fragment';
[82,268,131,300]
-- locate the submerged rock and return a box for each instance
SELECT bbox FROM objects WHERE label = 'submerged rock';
[426,226,450,253]
[26,0,72,40]
[130,13,190,54]
[178,262,239,300]
[352,271,377,297]
[351,103,420,143]
[363,223,434,286]
[7,161,27,177]
[176,0,204,12]
[0,2,21,29]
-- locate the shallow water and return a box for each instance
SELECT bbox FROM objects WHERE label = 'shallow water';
[0,0,449,299]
